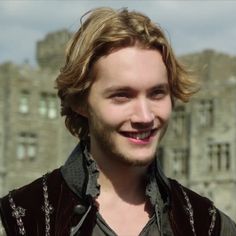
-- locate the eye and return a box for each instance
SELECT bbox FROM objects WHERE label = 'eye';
[150,88,168,100]
[109,92,132,103]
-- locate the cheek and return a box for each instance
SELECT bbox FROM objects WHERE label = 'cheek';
[155,100,172,120]
[165,100,173,116]
[91,103,127,126]
[164,105,172,120]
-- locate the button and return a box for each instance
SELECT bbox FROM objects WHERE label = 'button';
[74,204,87,215]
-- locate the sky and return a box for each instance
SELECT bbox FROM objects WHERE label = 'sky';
[1,0,236,66]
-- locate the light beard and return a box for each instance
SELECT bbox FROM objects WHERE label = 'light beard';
[91,127,155,167]
[88,115,158,167]
[87,105,169,167]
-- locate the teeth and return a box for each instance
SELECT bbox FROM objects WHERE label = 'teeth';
[129,131,152,140]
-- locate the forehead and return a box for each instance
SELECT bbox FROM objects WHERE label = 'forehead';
[91,46,168,90]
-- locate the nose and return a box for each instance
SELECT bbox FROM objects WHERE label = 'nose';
[131,98,154,125]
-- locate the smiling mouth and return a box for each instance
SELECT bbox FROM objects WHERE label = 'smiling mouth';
[120,129,157,140]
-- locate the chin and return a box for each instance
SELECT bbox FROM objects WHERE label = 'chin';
[116,152,156,167]
[129,159,154,167]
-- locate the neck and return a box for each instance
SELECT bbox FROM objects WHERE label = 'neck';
[92,152,149,204]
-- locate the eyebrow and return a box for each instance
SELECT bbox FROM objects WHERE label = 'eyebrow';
[103,82,169,95]
[149,83,170,91]
[103,86,131,94]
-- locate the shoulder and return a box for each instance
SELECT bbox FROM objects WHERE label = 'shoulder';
[168,178,236,235]
[0,168,67,235]
[1,168,63,204]
[169,179,217,210]
[0,168,85,235]
[168,178,221,235]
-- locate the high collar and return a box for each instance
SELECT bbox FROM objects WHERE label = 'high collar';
[61,141,171,207]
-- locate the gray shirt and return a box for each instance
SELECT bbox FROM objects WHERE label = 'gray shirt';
[82,147,165,235]
[93,213,159,236]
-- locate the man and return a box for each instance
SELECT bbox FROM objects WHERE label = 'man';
[0,7,236,236]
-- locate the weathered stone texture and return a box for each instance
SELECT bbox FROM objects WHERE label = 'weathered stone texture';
[36,29,72,71]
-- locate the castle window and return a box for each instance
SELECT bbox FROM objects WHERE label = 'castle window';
[39,93,47,117]
[197,99,214,127]
[208,143,230,172]
[16,132,37,161]
[48,94,57,119]
[39,93,58,119]
[19,90,30,114]
[171,148,188,177]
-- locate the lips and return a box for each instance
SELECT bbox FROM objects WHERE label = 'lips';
[120,129,157,140]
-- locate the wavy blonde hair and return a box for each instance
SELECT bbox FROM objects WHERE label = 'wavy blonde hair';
[56,7,198,139]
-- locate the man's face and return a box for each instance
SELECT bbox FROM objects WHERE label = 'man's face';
[86,46,172,167]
